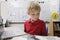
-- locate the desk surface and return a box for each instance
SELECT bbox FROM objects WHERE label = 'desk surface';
[1,26,26,39]
[36,36,60,40]
[1,26,60,40]
[11,36,60,40]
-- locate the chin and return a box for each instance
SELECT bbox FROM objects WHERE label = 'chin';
[33,19,38,21]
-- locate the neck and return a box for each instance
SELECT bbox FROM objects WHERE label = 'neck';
[30,19,39,23]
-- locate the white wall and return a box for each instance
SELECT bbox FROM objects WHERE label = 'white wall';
[50,0,59,12]
[10,24,24,31]
[40,0,51,21]
[0,0,59,26]
[1,1,9,19]
[0,0,59,22]
[59,0,60,20]
[41,0,59,21]
[0,3,1,15]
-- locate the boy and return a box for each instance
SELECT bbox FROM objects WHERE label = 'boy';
[24,1,47,40]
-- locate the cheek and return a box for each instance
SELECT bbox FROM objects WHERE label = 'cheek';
[32,15,39,18]
[33,16,39,19]
[29,15,33,18]
[32,14,39,17]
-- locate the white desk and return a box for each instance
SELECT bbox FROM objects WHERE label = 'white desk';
[36,36,60,40]
[1,26,60,40]
[11,35,60,40]
[1,26,26,39]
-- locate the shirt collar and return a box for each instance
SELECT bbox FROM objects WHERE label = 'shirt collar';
[28,19,40,24]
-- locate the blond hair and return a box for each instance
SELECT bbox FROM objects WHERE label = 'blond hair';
[28,1,41,14]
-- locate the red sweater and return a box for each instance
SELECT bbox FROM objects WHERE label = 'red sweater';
[24,19,47,36]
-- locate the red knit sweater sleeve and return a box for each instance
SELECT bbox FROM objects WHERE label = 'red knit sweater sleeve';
[41,21,48,36]
[24,22,26,32]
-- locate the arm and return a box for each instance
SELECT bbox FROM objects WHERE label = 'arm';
[41,22,48,36]
[24,22,26,32]
[24,22,30,35]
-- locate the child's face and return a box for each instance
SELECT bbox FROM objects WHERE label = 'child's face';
[29,9,40,21]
